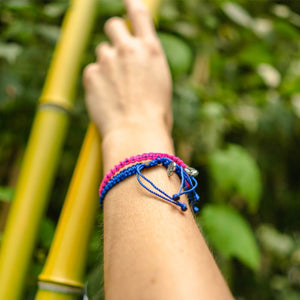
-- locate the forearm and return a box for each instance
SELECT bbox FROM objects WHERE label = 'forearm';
[84,1,232,297]
[102,125,233,300]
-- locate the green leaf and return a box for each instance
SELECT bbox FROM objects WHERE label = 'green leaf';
[257,63,281,88]
[158,32,193,79]
[43,3,68,18]
[36,25,61,44]
[274,20,299,39]
[256,224,294,257]
[39,218,55,248]
[208,144,262,212]
[98,0,124,16]
[0,186,14,203]
[251,18,273,38]
[0,43,22,64]
[4,0,30,10]
[238,44,273,67]
[86,267,104,300]
[199,204,260,271]
[222,2,253,28]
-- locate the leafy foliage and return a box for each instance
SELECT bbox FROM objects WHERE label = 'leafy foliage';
[0,187,14,203]
[158,32,193,79]
[208,144,261,212]
[1,0,300,299]
[200,204,260,270]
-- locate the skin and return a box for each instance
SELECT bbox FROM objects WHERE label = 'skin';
[83,0,234,299]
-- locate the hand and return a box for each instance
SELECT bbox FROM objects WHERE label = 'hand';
[83,0,172,138]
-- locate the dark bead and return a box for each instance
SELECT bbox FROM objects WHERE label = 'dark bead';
[173,195,180,201]
[181,204,187,211]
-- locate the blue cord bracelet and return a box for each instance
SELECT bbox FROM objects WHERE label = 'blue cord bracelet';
[99,157,200,212]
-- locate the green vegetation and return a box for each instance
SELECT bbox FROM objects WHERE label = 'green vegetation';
[1,0,299,299]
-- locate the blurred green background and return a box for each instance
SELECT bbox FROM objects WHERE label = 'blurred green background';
[0,0,299,299]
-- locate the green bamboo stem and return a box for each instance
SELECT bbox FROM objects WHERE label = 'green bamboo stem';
[0,0,97,299]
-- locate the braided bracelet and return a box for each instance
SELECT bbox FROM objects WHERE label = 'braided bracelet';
[99,152,198,196]
[99,156,200,212]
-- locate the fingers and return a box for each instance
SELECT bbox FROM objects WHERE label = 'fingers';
[124,0,156,38]
[83,63,99,88]
[104,17,131,46]
[104,0,156,44]
[96,42,114,63]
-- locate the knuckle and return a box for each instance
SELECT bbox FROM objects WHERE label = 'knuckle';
[95,44,103,57]
[144,38,161,55]
[102,52,114,65]
[135,7,148,17]
[83,63,99,86]
[97,43,110,57]
[104,17,122,31]
[96,43,115,64]
[118,41,136,55]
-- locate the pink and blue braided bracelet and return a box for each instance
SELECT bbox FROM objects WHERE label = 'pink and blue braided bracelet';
[99,153,200,212]
[99,152,189,196]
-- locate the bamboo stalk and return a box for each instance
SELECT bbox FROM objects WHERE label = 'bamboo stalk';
[34,0,162,298]
[0,0,97,299]
[35,124,101,299]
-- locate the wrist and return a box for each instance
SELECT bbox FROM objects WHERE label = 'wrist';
[94,111,172,139]
[101,121,174,173]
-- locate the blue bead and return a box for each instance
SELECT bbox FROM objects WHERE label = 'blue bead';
[193,206,199,213]
[181,204,187,211]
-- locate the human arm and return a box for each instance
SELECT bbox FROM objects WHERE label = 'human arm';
[83,0,233,299]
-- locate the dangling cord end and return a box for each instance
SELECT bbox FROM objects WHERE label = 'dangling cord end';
[178,202,187,212]
[136,162,190,212]
[193,205,199,213]
[172,194,187,212]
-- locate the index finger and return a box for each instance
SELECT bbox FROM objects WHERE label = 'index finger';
[124,0,156,38]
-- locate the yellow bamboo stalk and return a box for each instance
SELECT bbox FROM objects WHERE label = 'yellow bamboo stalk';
[35,124,101,299]
[0,0,97,299]
[34,0,162,298]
